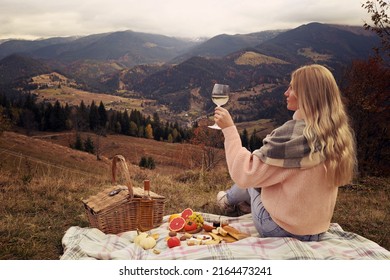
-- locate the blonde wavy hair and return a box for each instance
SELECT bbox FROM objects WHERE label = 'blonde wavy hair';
[291,64,357,186]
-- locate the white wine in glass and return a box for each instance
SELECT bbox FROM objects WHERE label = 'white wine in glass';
[208,84,230,129]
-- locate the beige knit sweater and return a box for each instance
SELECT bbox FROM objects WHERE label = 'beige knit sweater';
[222,125,338,235]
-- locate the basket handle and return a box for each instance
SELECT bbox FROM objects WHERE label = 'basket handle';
[111,155,134,198]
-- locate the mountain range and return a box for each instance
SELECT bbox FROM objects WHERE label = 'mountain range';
[0,22,380,115]
[0,29,285,63]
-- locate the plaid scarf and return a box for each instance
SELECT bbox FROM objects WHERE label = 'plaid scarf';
[252,119,324,169]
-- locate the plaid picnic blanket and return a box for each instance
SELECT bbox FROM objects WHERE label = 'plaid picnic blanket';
[60,213,390,260]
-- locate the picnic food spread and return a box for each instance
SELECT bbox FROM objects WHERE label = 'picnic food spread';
[133,208,250,251]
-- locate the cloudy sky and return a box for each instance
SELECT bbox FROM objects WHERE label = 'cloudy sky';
[0,0,372,40]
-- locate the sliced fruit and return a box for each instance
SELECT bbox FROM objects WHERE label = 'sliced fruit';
[181,208,193,220]
[168,216,186,232]
[168,213,181,222]
[184,220,198,232]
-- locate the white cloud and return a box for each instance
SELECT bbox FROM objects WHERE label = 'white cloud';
[0,0,372,39]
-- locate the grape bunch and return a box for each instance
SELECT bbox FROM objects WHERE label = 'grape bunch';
[188,212,204,228]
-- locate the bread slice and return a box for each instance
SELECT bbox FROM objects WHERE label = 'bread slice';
[222,225,250,240]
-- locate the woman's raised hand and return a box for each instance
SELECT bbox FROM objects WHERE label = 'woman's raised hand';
[214,107,234,129]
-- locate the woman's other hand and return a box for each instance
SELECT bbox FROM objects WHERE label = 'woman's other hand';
[214,107,234,129]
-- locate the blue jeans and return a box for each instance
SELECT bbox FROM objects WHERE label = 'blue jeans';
[225,184,323,241]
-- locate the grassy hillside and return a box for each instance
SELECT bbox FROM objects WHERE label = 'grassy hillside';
[234,51,289,66]
[0,131,388,259]
[31,72,146,111]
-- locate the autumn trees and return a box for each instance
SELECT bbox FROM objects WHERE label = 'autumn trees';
[341,1,390,176]
[190,123,225,171]
[362,0,390,58]
[342,59,389,176]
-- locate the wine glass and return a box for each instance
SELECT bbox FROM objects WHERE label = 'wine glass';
[208,84,230,129]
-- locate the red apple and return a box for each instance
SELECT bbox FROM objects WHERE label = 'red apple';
[167,236,181,248]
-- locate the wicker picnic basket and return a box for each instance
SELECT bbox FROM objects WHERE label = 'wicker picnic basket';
[82,155,165,234]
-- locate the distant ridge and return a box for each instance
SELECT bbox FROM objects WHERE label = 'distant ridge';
[170,30,285,63]
[0,54,50,85]
[0,37,78,59]
[253,22,378,66]
[0,31,198,66]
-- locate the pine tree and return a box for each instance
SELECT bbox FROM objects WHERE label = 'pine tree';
[89,101,99,131]
[129,121,138,136]
[77,100,89,131]
[249,129,262,152]
[43,103,53,130]
[49,100,66,131]
[152,112,162,140]
[138,125,145,137]
[241,129,249,150]
[121,110,130,135]
[139,156,147,168]
[74,133,83,151]
[130,109,142,127]
[98,101,107,128]
[84,136,95,154]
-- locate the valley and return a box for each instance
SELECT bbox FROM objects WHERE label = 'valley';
[28,71,281,133]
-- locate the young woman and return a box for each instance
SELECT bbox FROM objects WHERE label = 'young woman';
[214,64,357,241]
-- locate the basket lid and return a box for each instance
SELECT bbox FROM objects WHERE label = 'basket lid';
[132,186,165,199]
[82,185,130,214]
[83,185,165,214]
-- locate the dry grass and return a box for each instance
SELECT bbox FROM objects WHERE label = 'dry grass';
[0,131,389,259]
[0,168,100,259]
[333,177,390,250]
[0,157,231,259]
